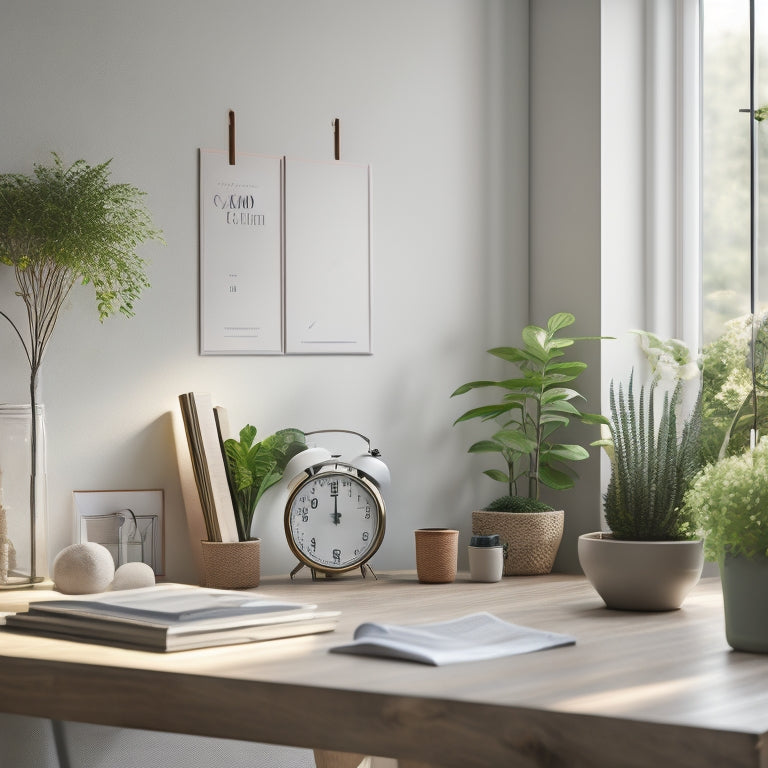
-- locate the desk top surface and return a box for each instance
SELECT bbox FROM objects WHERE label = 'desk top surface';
[0,572,765,767]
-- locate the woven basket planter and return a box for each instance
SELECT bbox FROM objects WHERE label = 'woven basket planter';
[472,510,564,576]
[200,539,261,590]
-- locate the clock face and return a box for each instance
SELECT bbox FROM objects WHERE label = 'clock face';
[285,464,385,573]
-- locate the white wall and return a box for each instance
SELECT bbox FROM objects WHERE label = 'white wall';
[0,0,530,583]
[529,0,603,571]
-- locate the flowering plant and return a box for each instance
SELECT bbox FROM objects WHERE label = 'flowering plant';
[684,439,768,561]
[633,330,700,384]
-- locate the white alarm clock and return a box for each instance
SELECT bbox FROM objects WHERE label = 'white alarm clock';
[271,431,389,580]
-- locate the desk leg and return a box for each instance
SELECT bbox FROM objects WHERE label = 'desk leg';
[313,749,369,768]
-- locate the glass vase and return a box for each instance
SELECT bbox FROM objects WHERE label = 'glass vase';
[0,404,48,587]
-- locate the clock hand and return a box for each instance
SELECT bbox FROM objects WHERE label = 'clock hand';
[331,495,341,525]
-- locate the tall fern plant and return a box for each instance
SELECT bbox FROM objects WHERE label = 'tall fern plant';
[600,373,703,541]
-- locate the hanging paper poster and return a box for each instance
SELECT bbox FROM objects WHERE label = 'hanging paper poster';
[199,149,283,354]
[284,158,372,355]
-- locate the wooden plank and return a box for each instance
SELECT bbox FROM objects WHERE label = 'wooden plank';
[0,573,765,767]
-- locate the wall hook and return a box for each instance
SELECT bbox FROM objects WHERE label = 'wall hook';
[333,117,340,161]
[228,109,236,165]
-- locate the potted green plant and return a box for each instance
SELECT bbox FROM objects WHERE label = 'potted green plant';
[579,363,705,610]
[199,424,307,590]
[0,154,161,584]
[222,425,307,541]
[684,439,768,652]
[452,312,606,575]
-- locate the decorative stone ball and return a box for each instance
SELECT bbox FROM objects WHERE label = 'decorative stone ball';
[112,561,155,590]
[53,542,115,594]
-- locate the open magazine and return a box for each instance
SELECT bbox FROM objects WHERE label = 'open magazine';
[330,612,575,666]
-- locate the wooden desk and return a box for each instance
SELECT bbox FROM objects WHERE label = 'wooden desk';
[0,573,766,768]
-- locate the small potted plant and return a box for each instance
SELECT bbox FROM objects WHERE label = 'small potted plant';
[222,425,307,542]
[684,439,768,652]
[452,312,606,575]
[199,424,307,590]
[579,333,705,611]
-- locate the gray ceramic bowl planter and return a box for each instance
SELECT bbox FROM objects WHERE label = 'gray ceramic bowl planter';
[578,533,704,611]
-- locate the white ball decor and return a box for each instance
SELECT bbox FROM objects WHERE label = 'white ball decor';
[53,542,115,594]
[112,561,155,590]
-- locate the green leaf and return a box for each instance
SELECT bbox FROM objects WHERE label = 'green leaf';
[546,312,575,334]
[521,326,549,361]
[492,429,537,453]
[488,346,541,365]
[483,469,510,483]
[538,464,576,490]
[453,404,514,424]
[468,440,505,454]
[541,387,582,404]
[547,361,587,376]
[238,424,257,448]
[579,412,611,425]
[541,400,580,416]
[451,380,501,396]
[542,444,589,462]
[547,338,575,350]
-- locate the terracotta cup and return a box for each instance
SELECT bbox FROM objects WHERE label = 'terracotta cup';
[414,528,459,583]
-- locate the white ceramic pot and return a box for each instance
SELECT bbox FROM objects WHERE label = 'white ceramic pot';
[578,532,704,611]
[468,545,504,582]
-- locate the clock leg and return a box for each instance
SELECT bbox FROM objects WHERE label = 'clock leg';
[361,564,378,580]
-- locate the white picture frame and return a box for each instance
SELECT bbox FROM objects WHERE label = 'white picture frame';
[284,158,372,355]
[199,149,284,355]
[73,489,165,576]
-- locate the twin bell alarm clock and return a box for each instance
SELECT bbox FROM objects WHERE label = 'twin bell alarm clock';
[250,430,390,580]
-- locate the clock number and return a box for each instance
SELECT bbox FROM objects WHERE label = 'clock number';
[365,505,371,519]
[310,498,318,509]
[362,531,369,542]
[332,548,341,564]
[330,481,339,497]
[310,537,316,552]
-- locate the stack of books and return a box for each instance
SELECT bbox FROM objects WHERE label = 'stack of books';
[178,392,240,543]
[4,584,339,652]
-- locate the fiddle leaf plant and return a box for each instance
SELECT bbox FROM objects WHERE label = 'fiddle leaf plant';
[223,426,307,541]
[452,312,608,503]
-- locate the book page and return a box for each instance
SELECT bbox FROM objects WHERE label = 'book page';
[330,613,575,666]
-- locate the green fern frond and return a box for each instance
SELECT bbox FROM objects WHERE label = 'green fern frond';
[605,372,702,540]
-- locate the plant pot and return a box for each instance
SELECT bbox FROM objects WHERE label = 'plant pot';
[414,528,459,583]
[200,539,260,590]
[468,545,504,582]
[720,553,768,653]
[578,532,703,611]
[472,510,563,576]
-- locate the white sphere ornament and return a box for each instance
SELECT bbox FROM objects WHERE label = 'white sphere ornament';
[53,542,115,594]
[112,561,155,590]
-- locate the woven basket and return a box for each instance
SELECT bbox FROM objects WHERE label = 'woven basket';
[472,510,564,576]
[414,528,459,583]
[200,539,261,590]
